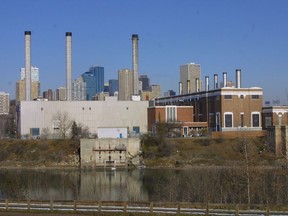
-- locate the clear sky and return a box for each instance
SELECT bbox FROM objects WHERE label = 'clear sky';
[0,0,288,103]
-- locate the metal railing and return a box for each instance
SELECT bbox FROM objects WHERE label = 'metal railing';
[0,200,288,215]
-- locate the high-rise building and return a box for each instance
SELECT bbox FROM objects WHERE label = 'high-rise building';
[72,76,86,101]
[139,75,150,91]
[104,83,109,93]
[0,92,9,115]
[164,90,176,97]
[180,63,201,94]
[16,66,41,102]
[16,80,40,102]
[81,66,104,100]
[56,87,66,101]
[20,66,39,82]
[43,89,54,101]
[108,79,119,96]
[118,69,133,101]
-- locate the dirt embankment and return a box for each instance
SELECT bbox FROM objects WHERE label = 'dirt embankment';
[0,137,284,169]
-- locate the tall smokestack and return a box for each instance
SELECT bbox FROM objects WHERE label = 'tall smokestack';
[236,69,241,88]
[179,82,183,95]
[223,72,227,87]
[214,74,218,89]
[132,34,139,95]
[25,31,31,101]
[205,76,209,91]
[66,32,72,101]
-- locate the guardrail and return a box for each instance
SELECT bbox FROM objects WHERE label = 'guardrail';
[0,200,288,215]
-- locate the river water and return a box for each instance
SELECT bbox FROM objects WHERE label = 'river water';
[0,167,287,205]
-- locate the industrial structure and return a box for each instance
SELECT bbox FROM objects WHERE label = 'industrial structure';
[149,69,264,138]
[132,34,139,96]
[19,97,148,138]
[66,32,72,101]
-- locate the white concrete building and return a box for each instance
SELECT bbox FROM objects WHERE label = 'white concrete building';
[19,96,148,138]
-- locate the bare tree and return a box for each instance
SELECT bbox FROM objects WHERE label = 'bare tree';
[53,111,73,139]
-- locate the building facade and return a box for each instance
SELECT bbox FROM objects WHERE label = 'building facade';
[180,63,201,94]
[20,66,39,82]
[0,92,9,115]
[152,69,263,135]
[16,80,40,102]
[72,76,86,101]
[118,69,133,101]
[139,75,150,91]
[81,66,104,100]
[262,106,288,129]
[55,87,66,101]
[108,79,119,96]
[148,105,207,136]
[19,97,148,138]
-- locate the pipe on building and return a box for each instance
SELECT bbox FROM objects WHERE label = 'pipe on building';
[25,31,31,101]
[195,78,199,92]
[223,72,227,88]
[179,82,183,95]
[214,74,218,89]
[236,69,241,88]
[66,32,72,101]
[132,34,139,95]
[205,76,209,91]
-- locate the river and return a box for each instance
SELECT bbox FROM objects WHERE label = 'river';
[0,167,287,205]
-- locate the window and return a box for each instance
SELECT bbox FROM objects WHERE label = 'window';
[265,117,272,127]
[252,95,260,99]
[241,113,244,127]
[166,106,177,122]
[252,113,260,127]
[224,95,232,99]
[240,95,244,99]
[224,113,233,127]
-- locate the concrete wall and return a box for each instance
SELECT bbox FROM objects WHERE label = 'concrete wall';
[80,138,141,168]
[20,99,148,137]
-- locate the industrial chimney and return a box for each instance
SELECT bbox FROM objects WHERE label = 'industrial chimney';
[214,74,218,89]
[25,31,31,101]
[132,34,139,95]
[223,72,227,87]
[205,76,209,91]
[66,32,72,101]
[236,69,241,88]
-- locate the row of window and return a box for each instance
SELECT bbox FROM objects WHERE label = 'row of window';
[224,112,260,128]
[224,95,260,100]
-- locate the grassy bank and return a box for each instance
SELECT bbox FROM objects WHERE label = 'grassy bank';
[0,137,284,168]
[0,139,79,168]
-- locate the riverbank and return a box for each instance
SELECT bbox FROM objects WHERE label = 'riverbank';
[0,137,285,169]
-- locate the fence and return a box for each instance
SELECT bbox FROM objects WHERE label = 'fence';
[0,200,288,215]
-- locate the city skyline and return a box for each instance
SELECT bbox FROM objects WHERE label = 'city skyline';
[0,0,287,103]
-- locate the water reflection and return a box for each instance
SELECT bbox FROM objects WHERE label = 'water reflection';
[0,167,287,205]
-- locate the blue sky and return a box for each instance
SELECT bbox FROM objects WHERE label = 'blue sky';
[0,0,288,103]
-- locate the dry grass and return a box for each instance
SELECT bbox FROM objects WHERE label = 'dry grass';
[143,137,279,168]
[0,139,79,168]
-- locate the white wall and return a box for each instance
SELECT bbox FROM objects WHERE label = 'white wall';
[20,99,148,137]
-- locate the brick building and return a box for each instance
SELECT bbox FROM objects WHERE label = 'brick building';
[148,70,264,137]
[262,106,288,129]
[148,105,207,136]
